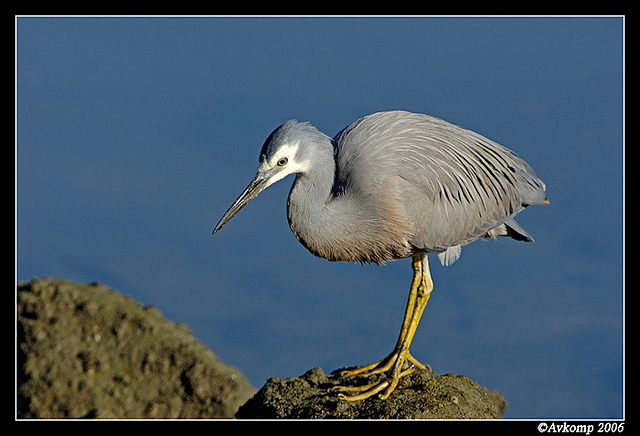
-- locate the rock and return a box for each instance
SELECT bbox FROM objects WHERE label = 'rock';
[236,367,507,419]
[17,277,507,420]
[17,278,256,419]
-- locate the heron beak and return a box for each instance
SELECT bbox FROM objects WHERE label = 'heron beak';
[212,171,275,234]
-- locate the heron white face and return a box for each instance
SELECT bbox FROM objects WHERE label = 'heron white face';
[213,121,321,235]
[258,141,311,187]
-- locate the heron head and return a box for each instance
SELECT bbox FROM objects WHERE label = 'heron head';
[212,120,324,234]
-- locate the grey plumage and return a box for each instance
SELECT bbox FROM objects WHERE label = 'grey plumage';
[329,111,547,265]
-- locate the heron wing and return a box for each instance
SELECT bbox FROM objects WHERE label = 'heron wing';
[333,110,547,253]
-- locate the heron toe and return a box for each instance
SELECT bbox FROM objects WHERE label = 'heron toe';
[332,350,431,401]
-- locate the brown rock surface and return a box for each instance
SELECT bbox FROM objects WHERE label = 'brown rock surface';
[17,278,256,418]
[17,277,507,419]
[236,366,507,419]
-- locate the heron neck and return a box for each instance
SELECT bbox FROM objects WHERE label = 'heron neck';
[286,139,336,235]
[286,139,411,264]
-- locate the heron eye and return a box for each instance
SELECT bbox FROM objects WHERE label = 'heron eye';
[277,157,288,166]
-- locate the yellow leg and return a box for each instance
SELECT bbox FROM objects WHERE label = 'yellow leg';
[333,254,434,401]
[338,257,423,378]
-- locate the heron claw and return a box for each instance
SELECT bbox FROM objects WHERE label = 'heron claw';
[332,351,430,401]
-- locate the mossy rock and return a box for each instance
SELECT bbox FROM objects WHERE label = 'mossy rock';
[17,278,256,418]
[236,366,507,419]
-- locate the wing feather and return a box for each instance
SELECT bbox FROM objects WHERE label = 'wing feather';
[332,111,547,256]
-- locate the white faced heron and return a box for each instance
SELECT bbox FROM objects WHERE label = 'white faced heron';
[213,110,548,401]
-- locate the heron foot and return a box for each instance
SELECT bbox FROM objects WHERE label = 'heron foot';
[332,350,431,401]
